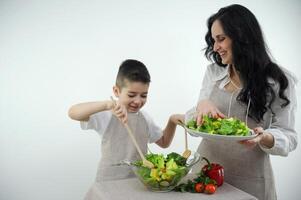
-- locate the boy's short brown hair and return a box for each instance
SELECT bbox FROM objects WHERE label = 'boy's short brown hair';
[116,59,151,88]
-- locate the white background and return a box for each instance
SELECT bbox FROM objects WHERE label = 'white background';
[1,0,300,200]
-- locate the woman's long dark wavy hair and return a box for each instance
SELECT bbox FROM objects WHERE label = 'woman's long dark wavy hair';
[204,4,290,122]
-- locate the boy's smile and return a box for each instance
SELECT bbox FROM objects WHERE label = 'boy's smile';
[113,81,149,113]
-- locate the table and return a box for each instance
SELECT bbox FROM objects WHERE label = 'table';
[88,176,258,200]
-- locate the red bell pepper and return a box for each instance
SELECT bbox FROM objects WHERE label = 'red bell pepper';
[201,157,224,186]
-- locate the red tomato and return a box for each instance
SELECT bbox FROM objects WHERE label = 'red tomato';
[195,182,205,193]
[204,184,216,194]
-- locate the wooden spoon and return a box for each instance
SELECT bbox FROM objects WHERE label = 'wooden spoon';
[178,120,191,159]
[182,129,191,159]
[110,97,154,168]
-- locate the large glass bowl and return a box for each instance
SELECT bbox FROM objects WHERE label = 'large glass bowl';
[130,152,200,192]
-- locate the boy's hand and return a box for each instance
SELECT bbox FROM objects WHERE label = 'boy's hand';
[111,100,128,124]
[170,114,185,125]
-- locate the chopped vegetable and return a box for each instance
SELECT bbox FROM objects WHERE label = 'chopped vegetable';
[166,152,187,166]
[186,116,250,136]
[133,152,189,191]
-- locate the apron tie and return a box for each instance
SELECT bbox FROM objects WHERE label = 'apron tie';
[245,98,251,127]
[227,91,235,117]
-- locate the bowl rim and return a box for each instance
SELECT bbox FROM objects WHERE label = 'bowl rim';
[129,151,201,191]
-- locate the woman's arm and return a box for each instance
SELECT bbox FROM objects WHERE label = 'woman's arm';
[262,81,298,156]
[194,64,227,124]
[241,75,298,156]
[240,127,275,148]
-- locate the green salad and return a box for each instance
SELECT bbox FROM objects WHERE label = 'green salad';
[132,152,189,190]
[186,116,250,136]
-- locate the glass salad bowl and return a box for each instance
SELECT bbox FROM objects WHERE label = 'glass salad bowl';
[127,151,200,192]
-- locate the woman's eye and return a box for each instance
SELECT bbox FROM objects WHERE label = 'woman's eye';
[218,38,225,42]
[128,95,135,98]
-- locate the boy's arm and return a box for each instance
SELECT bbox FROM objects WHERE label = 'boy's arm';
[156,114,184,148]
[68,100,114,121]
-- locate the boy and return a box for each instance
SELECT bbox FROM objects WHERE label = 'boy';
[68,59,183,198]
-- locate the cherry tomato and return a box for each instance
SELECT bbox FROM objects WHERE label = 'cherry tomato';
[204,184,216,194]
[194,182,205,193]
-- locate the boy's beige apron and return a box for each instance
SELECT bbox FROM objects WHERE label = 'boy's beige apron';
[84,112,149,200]
[192,83,277,200]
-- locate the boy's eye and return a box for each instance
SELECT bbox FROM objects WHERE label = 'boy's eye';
[127,94,147,98]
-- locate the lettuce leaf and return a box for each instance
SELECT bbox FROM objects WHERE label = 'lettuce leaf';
[186,116,249,136]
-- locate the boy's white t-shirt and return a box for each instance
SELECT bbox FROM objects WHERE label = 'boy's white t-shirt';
[80,110,163,143]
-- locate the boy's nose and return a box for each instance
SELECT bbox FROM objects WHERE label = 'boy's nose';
[133,97,143,105]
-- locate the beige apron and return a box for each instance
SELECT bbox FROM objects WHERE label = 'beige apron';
[192,83,277,200]
[84,112,149,200]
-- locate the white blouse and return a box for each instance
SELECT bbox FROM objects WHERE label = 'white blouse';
[193,63,298,156]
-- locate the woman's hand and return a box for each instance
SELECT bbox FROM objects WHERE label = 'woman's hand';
[196,99,225,125]
[111,101,128,124]
[239,127,274,148]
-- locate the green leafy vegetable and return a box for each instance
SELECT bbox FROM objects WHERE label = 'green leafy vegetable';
[133,152,189,191]
[187,116,250,136]
[174,170,216,193]
[166,152,187,166]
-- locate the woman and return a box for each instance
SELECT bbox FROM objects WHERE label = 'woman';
[186,4,297,200]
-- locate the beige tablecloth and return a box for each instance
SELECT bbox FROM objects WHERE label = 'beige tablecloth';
[87,177,258,200]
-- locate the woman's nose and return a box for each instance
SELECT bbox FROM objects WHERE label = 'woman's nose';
[213,42,220,52]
